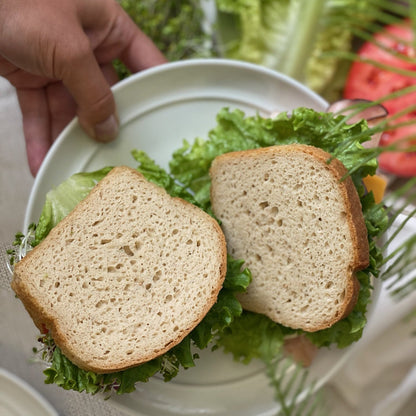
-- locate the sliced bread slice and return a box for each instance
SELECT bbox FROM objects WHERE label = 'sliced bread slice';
[209,144,369,332]
[12,166,227,373]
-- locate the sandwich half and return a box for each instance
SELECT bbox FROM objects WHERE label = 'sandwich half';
[12,166,227,373]
[210,144,369,332]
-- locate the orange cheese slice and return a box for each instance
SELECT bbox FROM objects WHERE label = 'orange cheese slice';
[362,175,387,204]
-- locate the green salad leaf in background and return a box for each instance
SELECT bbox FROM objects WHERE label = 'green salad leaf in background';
[213,0,373,102]
[114,0,214,78]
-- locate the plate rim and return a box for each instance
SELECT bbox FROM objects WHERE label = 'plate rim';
[0,367,58,416]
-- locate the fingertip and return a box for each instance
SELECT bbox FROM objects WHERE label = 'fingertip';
[79,111,119,143]
[28,151,45,177]
[16,88,51,177]
[93,113,119,143]
[25,134,50,177]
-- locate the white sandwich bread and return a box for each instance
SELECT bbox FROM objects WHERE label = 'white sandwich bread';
[11,166,227,373]
[210,144,369,332]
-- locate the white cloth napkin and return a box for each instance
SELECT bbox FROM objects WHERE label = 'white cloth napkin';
[324,288,416,416]
[1,77,415,416]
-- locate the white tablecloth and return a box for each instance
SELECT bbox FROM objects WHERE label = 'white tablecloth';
[1,77,415,416]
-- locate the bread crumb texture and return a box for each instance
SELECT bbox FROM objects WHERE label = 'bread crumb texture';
[12,166,226,373]
[210,144,369,332]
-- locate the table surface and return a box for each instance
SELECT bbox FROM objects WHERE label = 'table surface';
[1,76,415,416]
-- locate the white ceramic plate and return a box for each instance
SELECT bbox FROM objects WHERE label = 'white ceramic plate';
[24,59,376,416]
[0,368,58,416]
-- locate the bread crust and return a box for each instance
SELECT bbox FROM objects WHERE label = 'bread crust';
[210,144,369,332]
[12,166,227,373]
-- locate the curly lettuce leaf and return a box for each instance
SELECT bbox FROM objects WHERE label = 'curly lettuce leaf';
[131,149,200,205]
[216,312,290,364]
[44,345,162,395]
[191,256,252,349]
[170,107,388,355]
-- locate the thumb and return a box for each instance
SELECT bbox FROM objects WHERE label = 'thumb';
[60,37,118,143]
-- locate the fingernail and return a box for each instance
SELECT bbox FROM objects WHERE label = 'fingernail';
[94,114,119,142]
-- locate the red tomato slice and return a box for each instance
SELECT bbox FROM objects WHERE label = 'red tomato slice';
[379,114,416,177]
[344,20,416,177]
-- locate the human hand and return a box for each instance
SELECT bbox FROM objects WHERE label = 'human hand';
[0,0,166,176]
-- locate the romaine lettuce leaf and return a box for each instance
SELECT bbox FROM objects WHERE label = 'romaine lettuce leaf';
[214,0,374,99]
